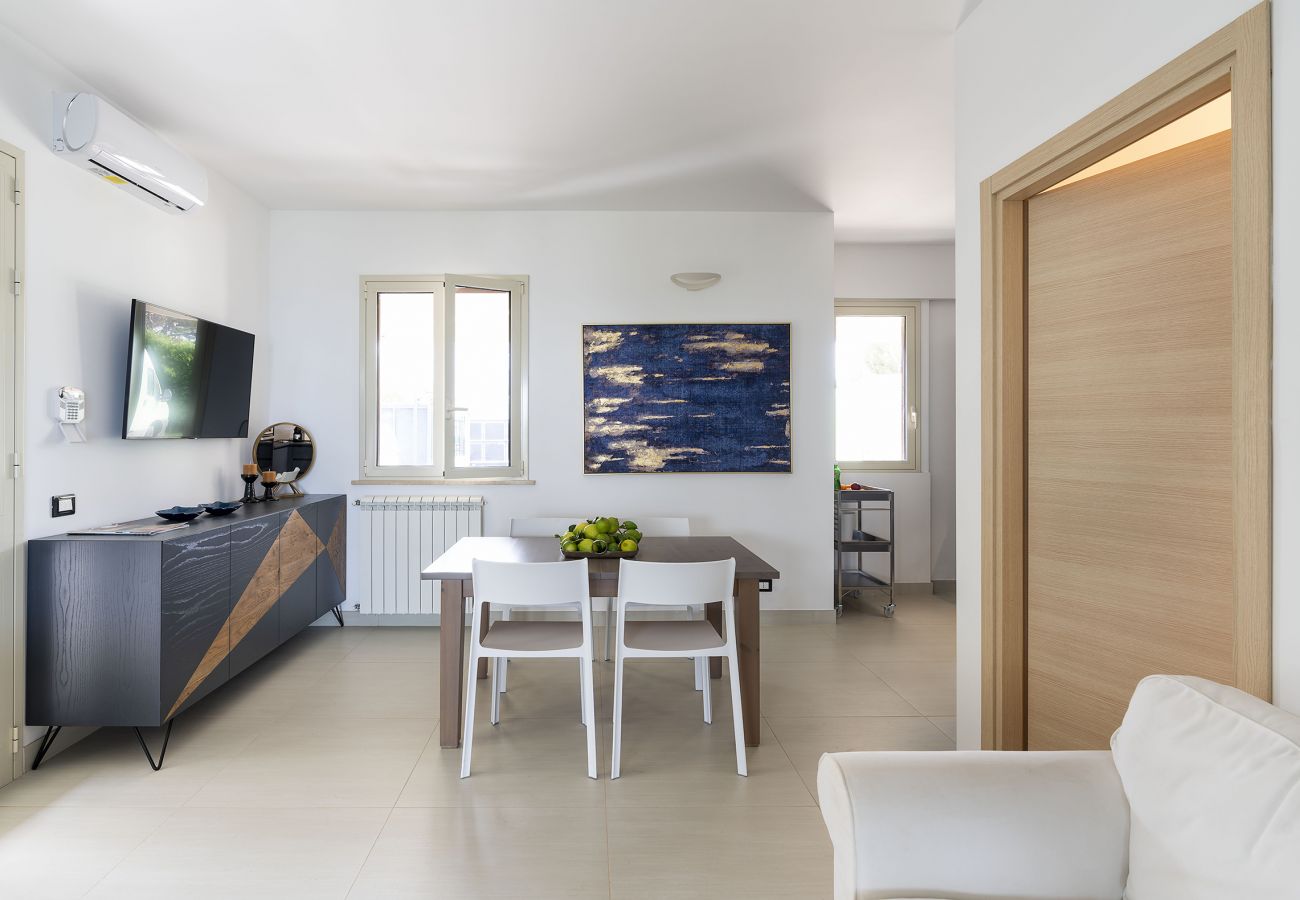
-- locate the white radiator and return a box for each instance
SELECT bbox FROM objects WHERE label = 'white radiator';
[354,495,484,615]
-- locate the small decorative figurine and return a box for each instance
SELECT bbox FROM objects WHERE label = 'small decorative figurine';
[275,467,304,496]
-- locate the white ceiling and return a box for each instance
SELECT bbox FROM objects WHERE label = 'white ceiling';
[0,0,962,241]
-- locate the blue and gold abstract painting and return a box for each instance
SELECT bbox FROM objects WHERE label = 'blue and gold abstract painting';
[583,323,792,473]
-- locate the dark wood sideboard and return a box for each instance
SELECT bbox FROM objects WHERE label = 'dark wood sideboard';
[26,493,346,768]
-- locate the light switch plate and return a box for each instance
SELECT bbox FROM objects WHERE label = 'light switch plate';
[51,494,75,517]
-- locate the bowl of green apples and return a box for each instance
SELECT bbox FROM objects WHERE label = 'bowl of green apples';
[558,517,642,558]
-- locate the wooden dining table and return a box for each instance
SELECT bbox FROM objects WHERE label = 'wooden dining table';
[423,535,780,749]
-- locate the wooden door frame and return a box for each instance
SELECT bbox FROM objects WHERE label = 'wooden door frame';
[980,3,1272,750]
[0,137,24,782]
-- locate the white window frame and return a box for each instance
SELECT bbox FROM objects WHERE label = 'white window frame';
[359,274,529,483]
[834,299,921,472]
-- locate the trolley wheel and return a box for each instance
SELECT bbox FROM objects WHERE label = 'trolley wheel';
[882,603,896,618]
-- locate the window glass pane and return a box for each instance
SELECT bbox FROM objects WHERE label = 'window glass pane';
[452,286,512,469]
[377,292,436,467]
[836,313,907,462]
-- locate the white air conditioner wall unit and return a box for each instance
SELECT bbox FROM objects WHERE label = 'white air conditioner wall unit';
[52,92,207,213]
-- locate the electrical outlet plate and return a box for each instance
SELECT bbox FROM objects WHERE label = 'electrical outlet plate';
[51,494,75,517]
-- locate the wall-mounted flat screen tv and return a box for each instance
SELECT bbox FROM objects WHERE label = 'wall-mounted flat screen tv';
[122,299,255,439]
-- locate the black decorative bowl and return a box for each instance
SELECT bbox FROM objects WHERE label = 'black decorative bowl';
[201,501,243,517]
[156,506,204,523]
[561,549,638,560]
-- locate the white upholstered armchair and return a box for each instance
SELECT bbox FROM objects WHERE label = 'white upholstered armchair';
[817,675,1300,900]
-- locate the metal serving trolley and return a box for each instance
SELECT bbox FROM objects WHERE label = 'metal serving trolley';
[834,485,896,617]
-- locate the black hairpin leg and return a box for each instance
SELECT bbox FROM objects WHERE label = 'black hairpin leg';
[330,606,345,627]
[132,720,174,771]
[31,725,62,770]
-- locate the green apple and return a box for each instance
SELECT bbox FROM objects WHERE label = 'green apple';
[619,539,638,552]
[578,538,594,553]
[582,523,601,540]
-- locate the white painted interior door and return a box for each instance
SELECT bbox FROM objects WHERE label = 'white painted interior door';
[0,147,15,787]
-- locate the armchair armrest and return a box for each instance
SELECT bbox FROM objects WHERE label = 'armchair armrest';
[817,751,1128,900]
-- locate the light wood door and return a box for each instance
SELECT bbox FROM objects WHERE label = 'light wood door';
[0,148,16,785]
[1026,130,1234,750]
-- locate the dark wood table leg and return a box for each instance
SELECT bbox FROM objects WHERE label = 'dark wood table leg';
[440,578,466,748]
[736,578,761,747]
[706,601,723,679]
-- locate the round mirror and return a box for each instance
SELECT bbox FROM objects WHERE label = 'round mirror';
[252,423,315,485]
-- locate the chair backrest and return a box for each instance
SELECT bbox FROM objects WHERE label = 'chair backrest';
[509,516,690,537]
[617,558,735,608]
[471,558,590,610]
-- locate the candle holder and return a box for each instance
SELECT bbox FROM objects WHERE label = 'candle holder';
[240,472,260,503]
[260,470,280,502]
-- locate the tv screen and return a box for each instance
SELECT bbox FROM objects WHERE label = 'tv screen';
[122,299,255,439]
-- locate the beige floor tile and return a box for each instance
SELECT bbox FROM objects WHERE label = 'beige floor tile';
[598,658,730,721]
[755,624,865,663]
[607,717,813,807]
[86,806,389,899]
[281,622,372,659]
[840,627,956,662]
[862,660,956,716]
[759,659,918,717]
[185,717,434,808]
[2,612,956,898]
[928,716,957,740]
[0,716,259,809]
[399,720,607,807]
[0,806,173,898]
[181,673,321,725]
[487,657,604,720]
[767,715,954,799]
[348,806,610,899]
[345,626,440,661]
[607,805,831,899]
[290,660,439,719]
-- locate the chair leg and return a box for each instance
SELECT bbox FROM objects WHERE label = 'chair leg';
[694,656,704,691]
[611,655,625,779]
[604,600,614,662]
[579,663,588,725]
[460,649,480,778]
[490,657,502,725]
[702,658,713,724]
[499,609,509,692]
[581,655,597,779]
[726,650,747,776]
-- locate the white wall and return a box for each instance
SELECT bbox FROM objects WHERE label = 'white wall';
[833,242,955,583]
[268,210,834,611]
[954,0,1299,748]
[927,298,956,582]
[834,242,956,299]
[0,27,270,745]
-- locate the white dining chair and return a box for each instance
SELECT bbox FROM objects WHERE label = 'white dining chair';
[610,557,746,778]
[505,515,692,670]
[461,558,597,779]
